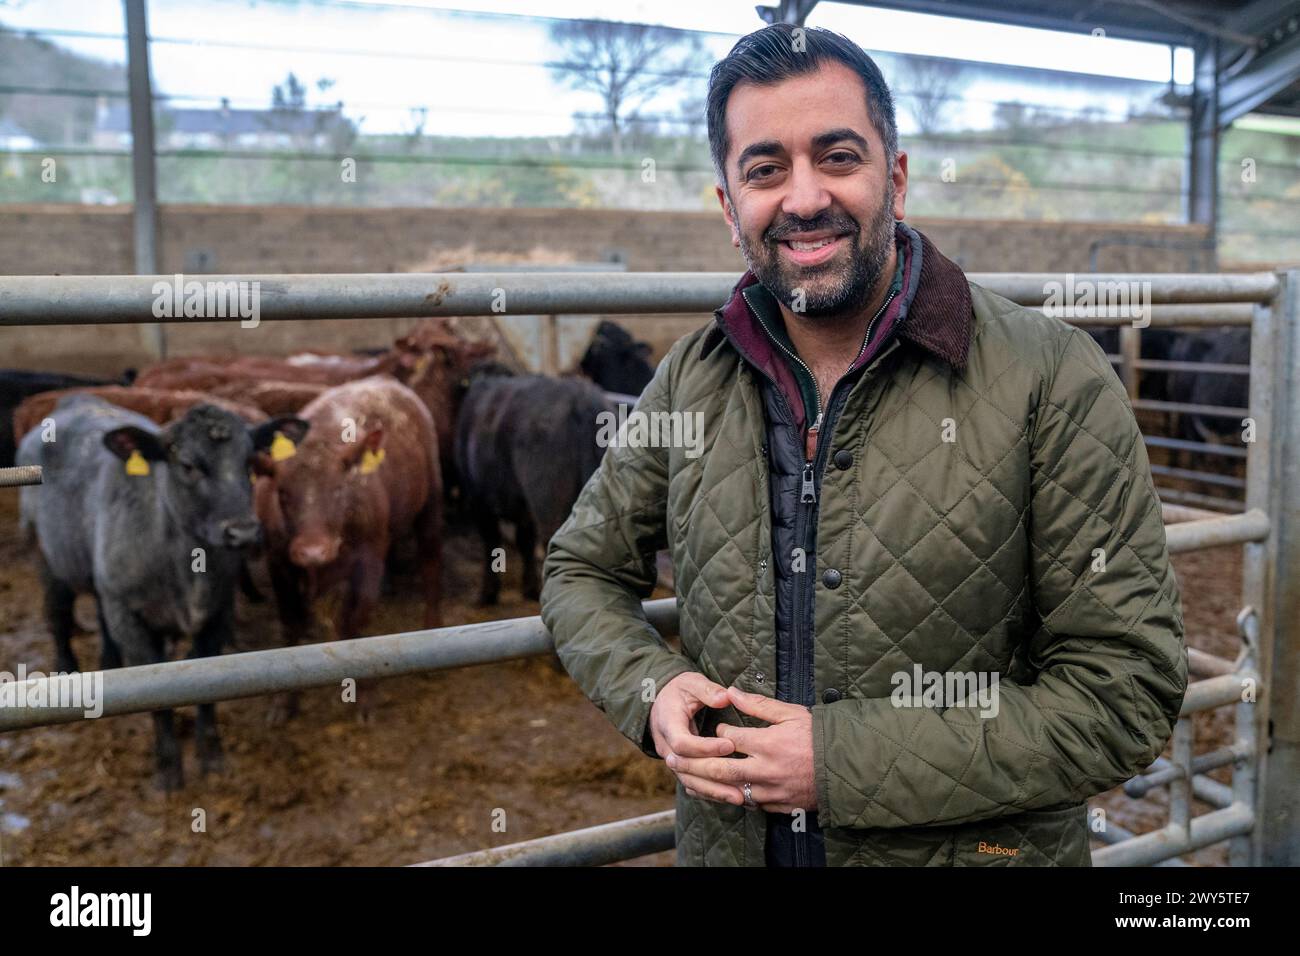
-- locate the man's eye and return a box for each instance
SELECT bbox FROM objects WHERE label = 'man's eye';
[825,151,858,166]
[747,164,779,182]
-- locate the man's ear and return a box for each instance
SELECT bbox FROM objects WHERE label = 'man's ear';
[250,416,310,453]
[715,184,740,247]
[891,150,909,221]
[103,426,166,463]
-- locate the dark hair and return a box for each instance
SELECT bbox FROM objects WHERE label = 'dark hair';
[706,24,898,192]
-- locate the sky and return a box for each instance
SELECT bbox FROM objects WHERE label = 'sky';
[0,0,1203,138]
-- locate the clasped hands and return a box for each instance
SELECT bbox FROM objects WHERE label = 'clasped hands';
[649,671,816,814]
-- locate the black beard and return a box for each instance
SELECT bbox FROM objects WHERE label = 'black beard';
[738,189,896,321]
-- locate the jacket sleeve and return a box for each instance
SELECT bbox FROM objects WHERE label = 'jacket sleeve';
[812,325,1188,829]
[540,337,698,760]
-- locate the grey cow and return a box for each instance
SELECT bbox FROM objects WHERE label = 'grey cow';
[18,394,306,790]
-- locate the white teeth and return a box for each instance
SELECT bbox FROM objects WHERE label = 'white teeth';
[788,237,836,251]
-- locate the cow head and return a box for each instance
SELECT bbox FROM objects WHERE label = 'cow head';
[579,321,653,395]
[258,416,386,571]
[102,405,309,551]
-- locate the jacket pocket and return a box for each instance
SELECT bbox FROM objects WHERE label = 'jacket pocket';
[949,803,1092,866]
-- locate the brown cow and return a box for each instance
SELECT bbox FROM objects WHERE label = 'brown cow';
[13,386,266,443]
[135,351,398,391]
[253,376,443,718]
[209,379,326,416]
[389,319,497,477]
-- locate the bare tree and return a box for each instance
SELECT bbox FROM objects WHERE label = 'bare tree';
[547,18,707,156]
[897,56,966,136]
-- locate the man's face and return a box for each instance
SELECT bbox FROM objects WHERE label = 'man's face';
[716,60,908,319]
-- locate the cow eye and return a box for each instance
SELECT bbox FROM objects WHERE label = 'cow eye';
[178,459,203,480]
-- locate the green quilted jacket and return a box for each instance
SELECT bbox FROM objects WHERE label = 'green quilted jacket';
[540,231,1188,867]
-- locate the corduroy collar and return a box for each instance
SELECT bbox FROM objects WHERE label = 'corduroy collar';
[701,221,973,371]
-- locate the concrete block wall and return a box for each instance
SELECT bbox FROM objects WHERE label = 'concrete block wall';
[0,203,1214,376]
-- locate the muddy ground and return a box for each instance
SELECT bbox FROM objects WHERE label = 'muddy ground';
[0,491,1246,867]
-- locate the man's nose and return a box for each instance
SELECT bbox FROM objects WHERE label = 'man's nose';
[781,158,832,222]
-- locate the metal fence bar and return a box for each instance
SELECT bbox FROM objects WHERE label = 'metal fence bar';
[1144,434,1248,460]
[1163,509,1269,553]
[1148,464,1246,490]
[1155,486,1245,512]
[1133,398,1250,418]
[0,598,679,733]
[1092,803,1255,866]
[0,465,41,488]
[0,271,1278,326]
[413,811,675,867]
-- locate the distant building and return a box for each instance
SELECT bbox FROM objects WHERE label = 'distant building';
[93,96,354,149]
[0,118,39,150]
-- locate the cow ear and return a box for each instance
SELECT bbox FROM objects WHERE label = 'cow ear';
[103,426,166,463]
[250,417,310,453]
[362,427,384,453]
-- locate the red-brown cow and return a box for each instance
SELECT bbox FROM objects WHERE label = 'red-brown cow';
[253,376,442,718]
[135,351,398,391]
[209,379,326,416]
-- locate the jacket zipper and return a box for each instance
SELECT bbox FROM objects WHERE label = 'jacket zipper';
[745,284,896,867]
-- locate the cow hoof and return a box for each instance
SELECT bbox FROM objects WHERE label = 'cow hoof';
[477,593,499,607]
[522,587,541,602]
[54,654,80,674]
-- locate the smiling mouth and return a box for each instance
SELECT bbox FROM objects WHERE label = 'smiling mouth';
[785,236,841,251]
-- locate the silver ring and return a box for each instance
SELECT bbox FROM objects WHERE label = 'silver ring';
[743,782,756,809]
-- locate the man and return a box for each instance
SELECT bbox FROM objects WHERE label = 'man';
[540,24,1187,867]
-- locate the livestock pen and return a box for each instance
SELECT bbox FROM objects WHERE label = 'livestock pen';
[0,269,1296,866]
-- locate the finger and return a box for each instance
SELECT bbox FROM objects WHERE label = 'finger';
[664,725,735,758]
[667,753,750,784]
[726,686,802,723]
[747,784,800,814]
[681,673,731,709]
[714,722,766,755]
[675,771,744,806]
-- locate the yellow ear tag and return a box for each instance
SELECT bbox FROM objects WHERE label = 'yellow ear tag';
[124,449,150,477]
[359,447,385,475]
[270,431,297,462]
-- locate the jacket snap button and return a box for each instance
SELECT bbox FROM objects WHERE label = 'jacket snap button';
[822,568,842,589]
[758,559,768,573]
[822,688,842,704]
[755,671,765,684]
[833,449,853,470]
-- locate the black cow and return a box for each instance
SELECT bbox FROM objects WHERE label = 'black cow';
[1169,328,1251,445]
[579,321,654,396]
[18,395,304,790]
[1,368,136,467]
[455,366,609,604]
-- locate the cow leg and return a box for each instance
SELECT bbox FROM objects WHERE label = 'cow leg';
[476,510,503,606]
[106,606,182,791]
[238,559,265,605]
[339,552,384,723]
[96,596,123,670]
[517,517,540,602]
[266,555,309,725]
[414,499,444,629]
[38,554,79,673]
[191,606,231,775]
